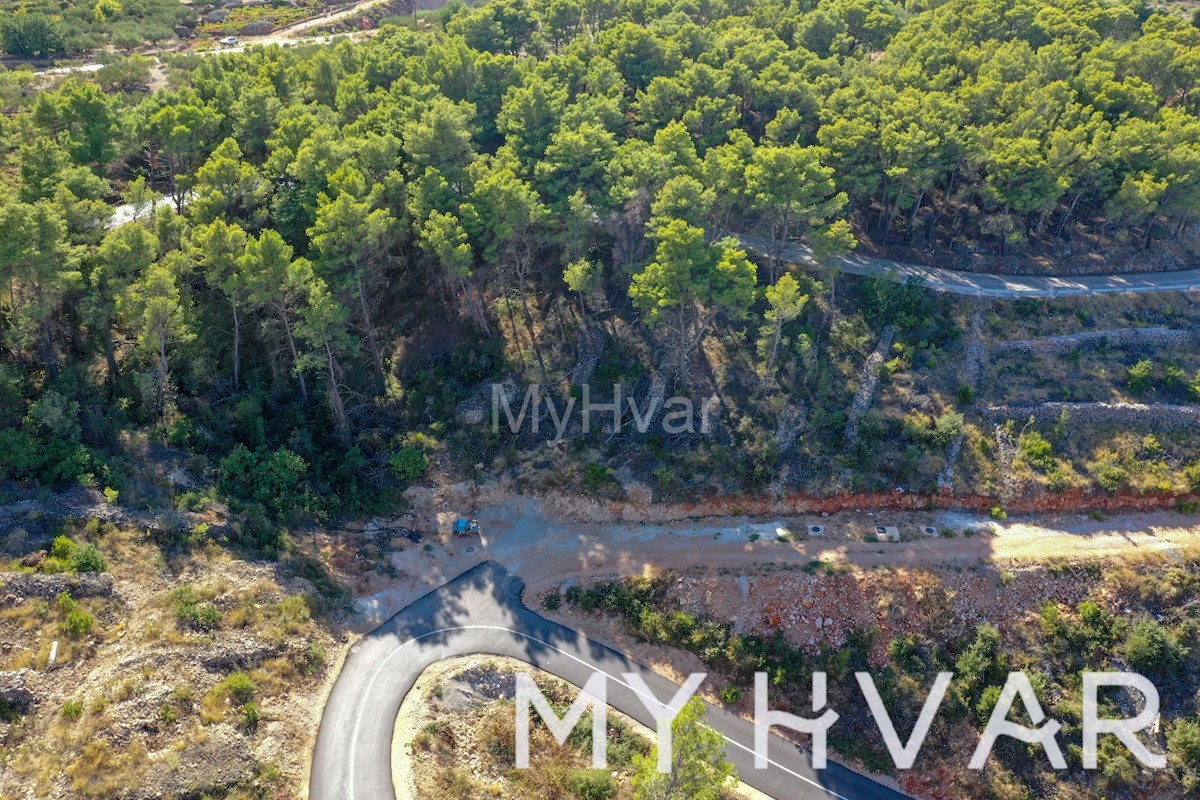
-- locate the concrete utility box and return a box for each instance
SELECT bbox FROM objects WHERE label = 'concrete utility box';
[875,525,901,542]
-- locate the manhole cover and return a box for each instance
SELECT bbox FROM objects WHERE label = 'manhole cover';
[465,546,476,554]
[808,525,825,536]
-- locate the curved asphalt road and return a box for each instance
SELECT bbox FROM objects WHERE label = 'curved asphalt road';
[312,561,912,800]
[733,233,1200,298]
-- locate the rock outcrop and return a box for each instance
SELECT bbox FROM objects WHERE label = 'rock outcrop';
[0,571,115,600]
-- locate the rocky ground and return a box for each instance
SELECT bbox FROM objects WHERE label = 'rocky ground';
[540,556,1197,800]
[543,560,1097,671]
[394,655,766,800]
[0,523,343,800]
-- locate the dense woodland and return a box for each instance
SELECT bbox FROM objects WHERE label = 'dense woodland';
[2,0,1200,535]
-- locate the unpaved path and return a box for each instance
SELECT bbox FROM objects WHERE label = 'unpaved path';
[350,494,1200,629]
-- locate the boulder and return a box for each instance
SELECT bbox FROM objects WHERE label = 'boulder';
[239,20,273,35]
[0,669,36,713]
[458,375,520,427]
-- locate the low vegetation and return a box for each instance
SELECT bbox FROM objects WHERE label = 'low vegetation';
[0,518,341,798]
[563,559,1200,799]
[1,0,194,56]
[405,660,741,800]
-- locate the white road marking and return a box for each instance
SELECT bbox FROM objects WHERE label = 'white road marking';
[348,624,853,800]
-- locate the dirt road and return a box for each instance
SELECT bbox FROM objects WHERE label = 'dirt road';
[350,494,1200,629]
[35,0,390,78]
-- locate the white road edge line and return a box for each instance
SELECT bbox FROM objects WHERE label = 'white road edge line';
[348,624,853,800]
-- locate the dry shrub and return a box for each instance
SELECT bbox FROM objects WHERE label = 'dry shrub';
[67,739,148,797]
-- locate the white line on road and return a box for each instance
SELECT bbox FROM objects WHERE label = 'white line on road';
[349,624,852,800]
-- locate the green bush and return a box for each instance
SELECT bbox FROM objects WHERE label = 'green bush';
[652,466,678,491]
[221,672,256,704]
[901,410,962,448]
[567,769,617,800]
[1098,463,1128,494]
[975,684,1003,725]
[1184,462,1200,494]
[719,684,741,704]
[71,543,107,574]
[1077,601,1121,652]
[171,585,222,631]
[276,595,312,625]
[177,601,221,631]
[61,699,84,721]
[931,411,964,448]
[955,624,1005,702]
[240,701,260,730]
[388,447,428,482]
[1126,359,1155,396]
[583,463,617,493]
[1,13,65,58]
[1018,430,1054,471]
[303,642,327,676]
[64,608,94,637]
[1124,620,1183,674]
[0,430,95,486]
[1168,717,1200,771]
[989,505,1007,521]
[56,591,78,614]
[218,445,308,518]
[50,536,77,561]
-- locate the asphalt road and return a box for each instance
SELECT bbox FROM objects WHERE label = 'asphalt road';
[311,561,912,800]
[733,233,1200,298]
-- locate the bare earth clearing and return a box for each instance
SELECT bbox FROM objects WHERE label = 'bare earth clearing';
[343,482,1200,629]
